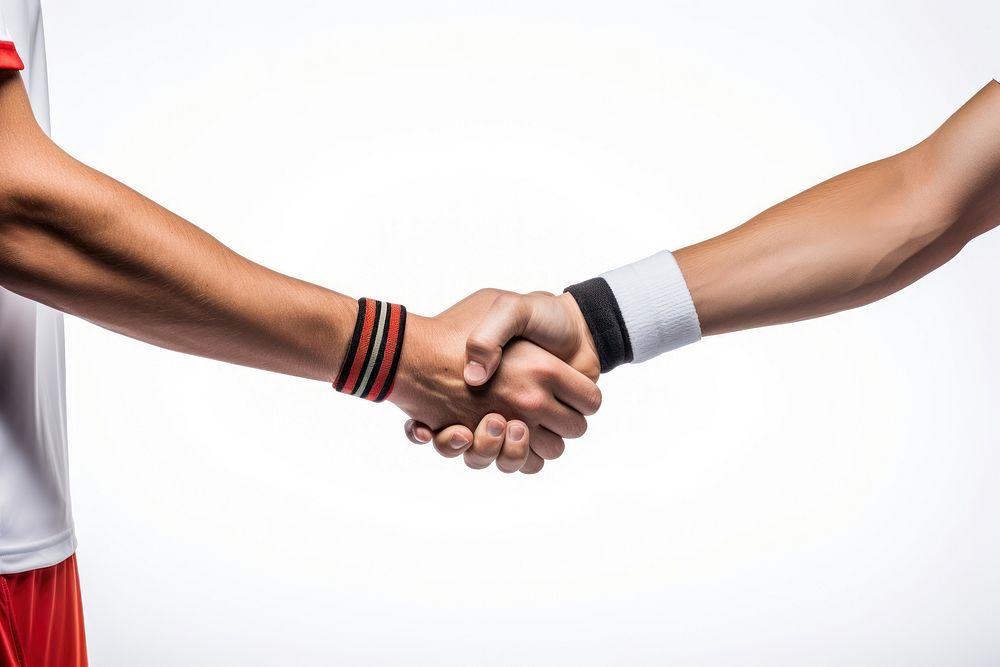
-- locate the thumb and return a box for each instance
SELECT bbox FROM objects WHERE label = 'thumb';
[464,293,535,386]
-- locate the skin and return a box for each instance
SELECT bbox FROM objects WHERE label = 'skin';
[402,290,600,471]
[416,79,1000,455]
[0,70,600,473]
[392,290,600,471]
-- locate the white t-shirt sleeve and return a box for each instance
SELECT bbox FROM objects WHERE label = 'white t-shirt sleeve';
[0,4,25,70]
[599,250,702,363]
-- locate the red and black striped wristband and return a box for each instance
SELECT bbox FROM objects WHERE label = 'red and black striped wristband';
[333,298,408,402]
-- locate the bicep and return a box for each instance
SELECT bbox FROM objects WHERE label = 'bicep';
[0,71,61,217]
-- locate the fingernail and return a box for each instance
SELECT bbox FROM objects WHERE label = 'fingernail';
[404,420,424,445]
[450,434,470,449]
[465,362,487,384]
[509,424,526,441]
[487,419,504,437]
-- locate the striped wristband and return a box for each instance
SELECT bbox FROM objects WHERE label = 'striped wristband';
[334,298,408,402]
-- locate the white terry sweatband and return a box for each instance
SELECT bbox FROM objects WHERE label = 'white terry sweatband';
[599,250,702,364]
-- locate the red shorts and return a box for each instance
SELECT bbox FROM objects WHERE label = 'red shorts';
[0,554,87,667]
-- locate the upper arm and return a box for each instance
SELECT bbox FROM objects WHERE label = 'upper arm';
[0,71,54,217]
[0,71,85,287]
[915,80,1000,245]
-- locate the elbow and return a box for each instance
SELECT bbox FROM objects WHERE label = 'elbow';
[0,170,32,279]
[0,153,77,286]
[0,73,89,284]
[846,146,976,295]
[896,134,1000,245]
[0,147,74,228]
[859,147,959,282]
[0,72,65,220]
[0,162,42,273]
[0,217,37,290]
[0,136,104,250]
[0,201,44,287]
[894,144,957,241]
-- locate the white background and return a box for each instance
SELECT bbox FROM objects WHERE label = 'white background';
[41,0,999,664]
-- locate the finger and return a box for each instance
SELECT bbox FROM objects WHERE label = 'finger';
[522,394,588,440]
[496,420,530,473]
[529,427,566,460]
[520,449,545,474]
[431,425,474,458]
[464,414,507,469]
[404,419,434,445]
[464,293,534,386]
[547,363,603,417]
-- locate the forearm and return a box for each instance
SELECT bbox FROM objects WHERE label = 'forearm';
[535,81,1000,375]
[0,81,355,382]
[676,80,1000,336]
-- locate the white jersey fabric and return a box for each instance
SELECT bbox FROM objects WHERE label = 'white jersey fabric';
[0,0,76,575]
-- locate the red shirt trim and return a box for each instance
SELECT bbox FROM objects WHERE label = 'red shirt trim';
[0,41,24,70]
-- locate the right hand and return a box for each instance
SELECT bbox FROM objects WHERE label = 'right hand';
[404,290,600,473]
[462,290,599,387]
[391,290,601,474]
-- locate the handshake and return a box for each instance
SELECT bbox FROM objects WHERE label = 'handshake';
[334,250,700,474]
[377,288,605,475]
[322,81,1000,474]
[4,67,996,483]
[334,76,1000,474]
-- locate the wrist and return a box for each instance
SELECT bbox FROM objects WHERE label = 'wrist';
[598,250,701,364]
[332,297,408,402]
[385,313,429,413]
[563,276,633,373]
[557,291,600,380]
[385,313,470,428]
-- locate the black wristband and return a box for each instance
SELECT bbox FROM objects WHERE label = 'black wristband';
[564,277,632,373]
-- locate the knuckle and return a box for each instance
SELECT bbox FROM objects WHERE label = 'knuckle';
[472,432,503,458]
[472,287,502,301]
[494,291,521,310]
[522,357,554,382]
[497,441,528,469]
[535,360,557,381]
[466,332,497,353]
[584,386,603,415]
[472,444,500,461]
[516,391,547,414]
[494,292,531,325]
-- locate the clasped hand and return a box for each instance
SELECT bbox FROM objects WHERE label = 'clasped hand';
[385,289,599,474]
